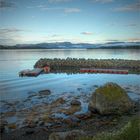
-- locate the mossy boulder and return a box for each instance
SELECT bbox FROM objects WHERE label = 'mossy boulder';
[88,82,134,115]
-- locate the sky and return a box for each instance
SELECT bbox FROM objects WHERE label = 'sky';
[0,0,140,45]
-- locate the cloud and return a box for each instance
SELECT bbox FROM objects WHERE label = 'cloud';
[38,5,81,13]
[0,28,24,34]
[125,23,138,27]
[81,32,93,35]
[109,23,138,27]
[0,28,29,45]
[105,39,120,42]
[64,8,81,13]
[127,38,140,42]
[39,6,62,11]
[114,2,140,12]
[0,0,15,9]
[48,0,71,3]
[51,34,62,37]
[91,0,114,3]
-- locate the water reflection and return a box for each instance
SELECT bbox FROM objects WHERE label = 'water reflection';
[0,49,140,61]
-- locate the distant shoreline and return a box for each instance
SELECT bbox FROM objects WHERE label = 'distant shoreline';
[0,41,140,49]
[0,47,140,50]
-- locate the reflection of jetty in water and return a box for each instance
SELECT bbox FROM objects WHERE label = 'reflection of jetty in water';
[49,68,129,74]
[19,67,129,77]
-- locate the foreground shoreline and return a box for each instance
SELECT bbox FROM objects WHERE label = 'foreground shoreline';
[34,58,140,74]
[1,82,140,140]
[1,101,139,140]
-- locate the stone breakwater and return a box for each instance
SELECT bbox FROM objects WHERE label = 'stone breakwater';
[34,58,140,73]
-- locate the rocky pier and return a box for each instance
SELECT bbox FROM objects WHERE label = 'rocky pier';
[34,58,140,74]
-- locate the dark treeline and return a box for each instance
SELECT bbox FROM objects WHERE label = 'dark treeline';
[34,58,140,73]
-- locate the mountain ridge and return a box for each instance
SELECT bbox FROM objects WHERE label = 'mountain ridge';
[0,42,140,49]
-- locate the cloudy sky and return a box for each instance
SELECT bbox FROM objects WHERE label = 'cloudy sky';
[0,0,140,45]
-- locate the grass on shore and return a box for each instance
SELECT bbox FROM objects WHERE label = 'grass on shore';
[79,117,140,140]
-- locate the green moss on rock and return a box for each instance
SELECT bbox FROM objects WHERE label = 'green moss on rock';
[95,83,127,101]
[89,82,134,115]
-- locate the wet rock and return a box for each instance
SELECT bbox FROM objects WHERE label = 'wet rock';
[63,116,80,127]
[28,91,37,95]
[55,98,66,104]
[23,98,31,102]
[134,101,140,112]
[44,122,53,128]
[25,128,35,135]
[28,122,36,128]
[5,102,15,107]
[60,105,81,115]
[77,88,82,91]
[88,82,134,115]
[0,120,8,133]
[39,89,51,96]
[51,98,66,107]
[8,123,16,129]
[94,85,98,88]
[28,94,37,99]
[24,120,37,128]
[34,118,39,124]
[38,121,45,126]
[51,124,63,129]
[71,100,81,106]
[75,112,92,120]
[4,111,16,117]
[49,130,85,140]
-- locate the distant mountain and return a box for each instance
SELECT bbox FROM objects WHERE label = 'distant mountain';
[98,42,140,49]
[0,42,140,49]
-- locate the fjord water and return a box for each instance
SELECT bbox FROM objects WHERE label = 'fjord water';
[0,49,140,102]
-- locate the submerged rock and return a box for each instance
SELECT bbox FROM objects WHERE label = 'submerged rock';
[74,112,92,120]
[60,105,81,115]
[88,82,134,115]
[0,120,8,133]
[8,123,16,129]
[49,130,85,140]
[23,119,37,128]
[70,100,81,106]
[51,98,66,107]
[63,116,80,127]
[39,89,51,96]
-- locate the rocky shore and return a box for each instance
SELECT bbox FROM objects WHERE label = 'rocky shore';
[34,58,140,74]
[0,83,140,140]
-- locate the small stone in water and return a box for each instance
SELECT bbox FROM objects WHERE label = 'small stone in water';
[71,100,81,106]
[39,90,51,96]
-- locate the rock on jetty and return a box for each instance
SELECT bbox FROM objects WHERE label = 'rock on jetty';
[34,58,140,73]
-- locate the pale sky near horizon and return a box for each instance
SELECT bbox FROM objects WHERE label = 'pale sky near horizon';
[0,0,140,45]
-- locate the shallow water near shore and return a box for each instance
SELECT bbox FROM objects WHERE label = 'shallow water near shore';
[0,49,140,130]
[0,73,140,101]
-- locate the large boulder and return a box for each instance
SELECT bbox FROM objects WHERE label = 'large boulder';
[88,82,134,115]
[49,130,85,140]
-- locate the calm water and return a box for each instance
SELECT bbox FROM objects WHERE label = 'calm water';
[0,49,140,101]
